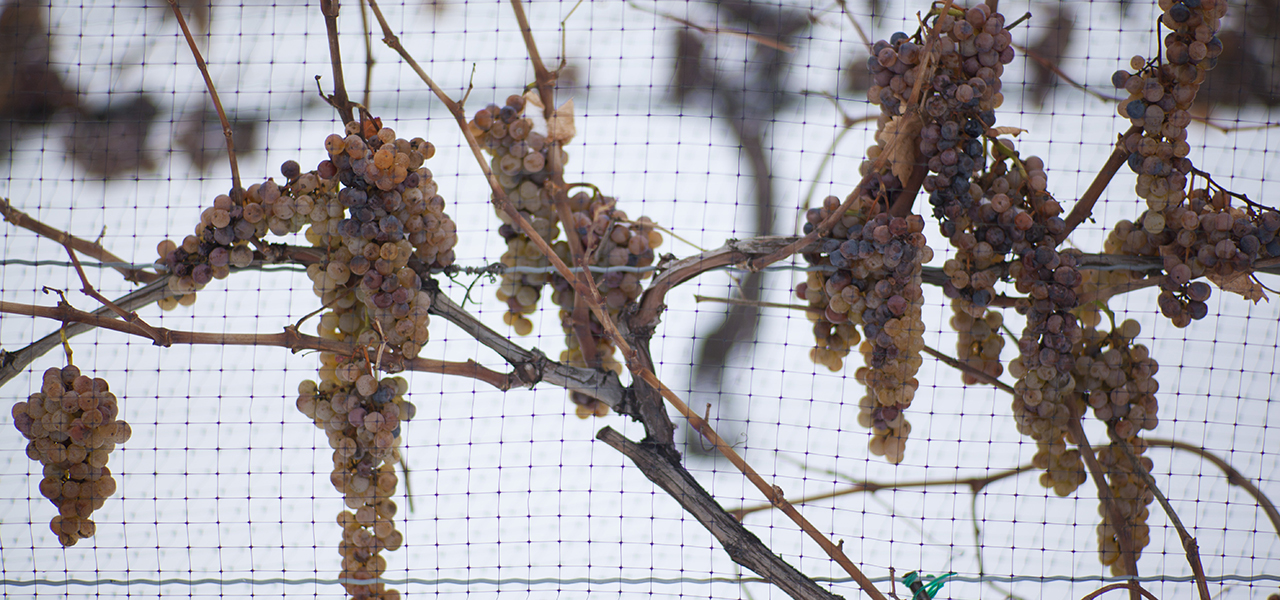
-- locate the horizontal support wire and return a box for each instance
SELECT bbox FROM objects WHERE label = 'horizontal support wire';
[3,572,1276,588]
[0,257,1189,276]
[0,257,832,275]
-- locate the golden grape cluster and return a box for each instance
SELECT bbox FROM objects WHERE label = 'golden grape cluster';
[296,117,457,599]
[154,189,260,308]
[297,375,413,599]
[470,94,566,335]
[314,122,457,360]
[155,163,344,309]
[973,140,1090,496]
[549,191,663,418]
[12,366,132,546]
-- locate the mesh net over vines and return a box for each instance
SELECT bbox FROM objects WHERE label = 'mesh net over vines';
[1,0,1278,598]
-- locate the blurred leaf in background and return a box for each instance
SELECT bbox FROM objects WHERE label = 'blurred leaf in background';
[0,0,78,156]
[174,104,260,173]
[64,93,158,178]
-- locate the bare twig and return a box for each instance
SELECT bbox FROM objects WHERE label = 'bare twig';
[508,0,557,116]
[0,197,159,284]
[0,297,516,390]
[730,463,1034,519]
[1109,430,1210,600]
[598,427,839,600]
[1145,437,1280,537]
[62,243,170,347]
[320,0,356,125]
[633,367,889,600]
[1059,125,1143,242]
[426,291,625,407]
[0,278,170,387]
[166,0,242,197]
[921,343,1016,393]
[1079,582,1161,600]
[1068,420,1141,599]
[359,0,377,108]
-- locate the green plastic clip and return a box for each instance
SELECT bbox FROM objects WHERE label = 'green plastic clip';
[902,570,957,600]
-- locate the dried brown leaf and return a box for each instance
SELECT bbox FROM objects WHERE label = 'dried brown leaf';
[1207,271,1268,303]
[523,91,576,145]
[548,98,576,144]
[992,126,1027,137]
[876,114,922,185]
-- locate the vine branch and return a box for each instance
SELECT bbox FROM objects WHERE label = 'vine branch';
[0,198,159,284]
[1109,428,1210,600]
[1060,125,1143,242]
[167,0,242,197]
[320,0,356,125]
[1068,420,1142,600]
[0,297,516,390]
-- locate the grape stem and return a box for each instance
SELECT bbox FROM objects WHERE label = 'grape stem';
[920,344,1015,393]
[0,197,159,284]
[1067,420,1143,598]
[1144,438,1280,537]
[357,0,376,108]
[1108,427,1211,600]
[166,0,243,198]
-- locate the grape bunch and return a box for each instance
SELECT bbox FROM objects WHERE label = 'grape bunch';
[469,95,567,334]
[985,142,1089,496]
[297,375,413,600]
[154,191,259,309]
[550,191,663,418]
[798,191,933,464]
[937,153,1048,318]
[867,6,1020,388]
[1095,440,1155,576]
[154,161,342,310]
[866,5,1012,117]
[1099,187,1280,326]
[12,366,132,546]
[1075,320,1160,442]
[1067,318,1159,574]
[318,121,459,360]
[1110,0,1226,210]
[950,300,1005,384]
